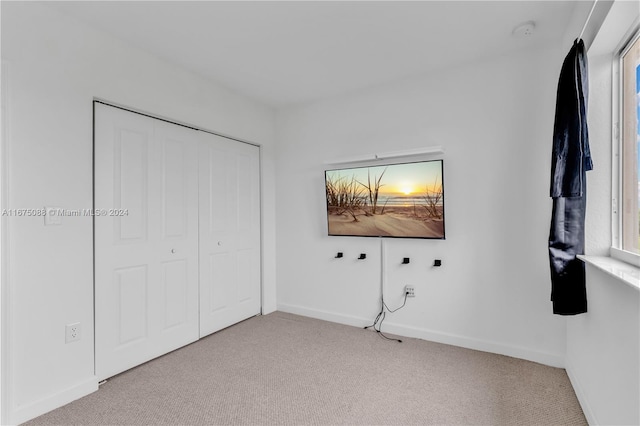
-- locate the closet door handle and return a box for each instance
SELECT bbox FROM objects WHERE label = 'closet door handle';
[171,249,176,254]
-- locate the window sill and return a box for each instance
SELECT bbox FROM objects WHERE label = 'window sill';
[578,255,640,291]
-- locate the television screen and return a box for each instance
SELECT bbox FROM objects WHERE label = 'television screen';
[325,160,445,239]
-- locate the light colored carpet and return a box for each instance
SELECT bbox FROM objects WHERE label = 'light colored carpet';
[26,312,586,425]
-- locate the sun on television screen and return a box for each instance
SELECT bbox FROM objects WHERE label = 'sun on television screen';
[325,160,445,239]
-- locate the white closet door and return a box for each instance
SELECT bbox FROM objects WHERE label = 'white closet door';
[95,104,199,380]
[199,132,261,337]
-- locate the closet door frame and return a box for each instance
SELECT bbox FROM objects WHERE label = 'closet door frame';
[92,100,263,378]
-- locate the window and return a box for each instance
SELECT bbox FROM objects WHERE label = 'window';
[618,31,640,257]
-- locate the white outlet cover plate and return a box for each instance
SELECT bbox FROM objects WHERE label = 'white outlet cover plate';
[65,322,81,343]
[45,206,62,226]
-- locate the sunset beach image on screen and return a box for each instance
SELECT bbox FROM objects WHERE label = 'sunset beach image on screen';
[325,160,445,239]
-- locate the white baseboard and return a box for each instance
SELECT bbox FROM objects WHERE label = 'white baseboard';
[565,363,597,425]
[277,303,565,368]
[277,303,372,329]
[9,377,98,425]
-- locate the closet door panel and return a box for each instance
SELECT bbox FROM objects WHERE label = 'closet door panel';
[199,133,261,337]
[95,104,199,381]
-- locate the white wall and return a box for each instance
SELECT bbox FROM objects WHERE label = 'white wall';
[566,266,639,425]
[565,2,640,424]
[0,2,277,424]
[4,1,637,424]
[276,45,568,367]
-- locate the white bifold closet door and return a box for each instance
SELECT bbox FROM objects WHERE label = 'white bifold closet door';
[94,104,200,380]
[95,104,261,380]
[198,132,261,338]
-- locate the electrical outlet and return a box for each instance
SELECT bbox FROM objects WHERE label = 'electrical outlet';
[65,323,81,343]
[405,285,415,298]
[44,206,62,226]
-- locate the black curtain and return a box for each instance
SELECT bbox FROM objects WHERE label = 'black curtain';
[548,39,592,315]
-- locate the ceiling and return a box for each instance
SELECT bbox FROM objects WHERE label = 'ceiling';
[50,1,581,107]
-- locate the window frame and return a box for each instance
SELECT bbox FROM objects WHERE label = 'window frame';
[612,25,640,266]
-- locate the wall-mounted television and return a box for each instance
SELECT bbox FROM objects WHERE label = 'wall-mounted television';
[325,160,445,239]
